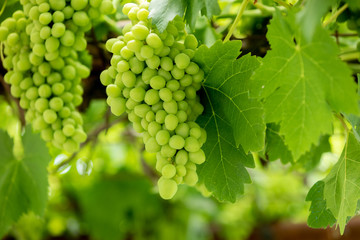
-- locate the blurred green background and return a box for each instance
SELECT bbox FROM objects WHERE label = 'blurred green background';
[0,97,343,240]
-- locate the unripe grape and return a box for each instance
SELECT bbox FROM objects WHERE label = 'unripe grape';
[156,129,170,145]
[161,144,176,158]
[144,89,160,105]
[158,177,178,199]
[145,137,161,153]
[159,88,172,102]
[169,135,185,149]
[183,170,198,186]
[150,75,166,90]
[162,164,176,178]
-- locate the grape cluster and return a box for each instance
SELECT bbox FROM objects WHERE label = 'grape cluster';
[0,0,114,153]
[100,2,207,199]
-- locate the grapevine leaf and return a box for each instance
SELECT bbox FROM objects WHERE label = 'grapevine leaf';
[251,10,358,160]
[344,74,360,142]
[0,126,50,238]
[306,181,336,228]
[266,124,330,170]
[149,0,220,32]
[148,0,186,32]
[296,0,335,41]
[323,132,360,234]
[194,40,265,202]
[196,93,253,202]
[203,0,221,19]
[194,40,265,153]
[266,124,293,164]
[185,0,205,30]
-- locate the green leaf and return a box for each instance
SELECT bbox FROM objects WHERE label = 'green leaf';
[194,40,265,202]
[76,174,161,240]
[194,40,265,153]
[323,132,360,233]
[0,126,51,238]
[185,0,204,30]
[149,0,220,32]
[344,74,360,142]
[148,0,186,32]
[266,124,330,170]
[306,181,336,228]
[296,0,335,41]
[266,123,293,164]
[203,0,221,18]
[251,10,358,160]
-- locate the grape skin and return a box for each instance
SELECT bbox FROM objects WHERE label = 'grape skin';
[101,1,206,200]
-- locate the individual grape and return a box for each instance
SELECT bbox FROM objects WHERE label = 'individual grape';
[162,164,176,178]
[156,129,170,145]
[146,33,163,49]
[183,170,198,186]
[164,114,178,131]
[175,53,190,69]
[159,88,172,102]
[158,177,178,199]
[169,135,185,150]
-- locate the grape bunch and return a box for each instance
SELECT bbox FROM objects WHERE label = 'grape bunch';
[100,2,207,199]
[0,0,114,153]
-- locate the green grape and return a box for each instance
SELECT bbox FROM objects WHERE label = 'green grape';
[161,144,176,158]
[174,53,190,69]
[110,97,126,116]
[176,165,186,177]
[189,149,206,164]
[169,135,185,149]
[162,164,176,178]
[150,75,166,90]
[43,109,57,124]
[134,104,150,118]
[148,121,161,136]
[155,110,167,123]
[156,129,170,145]
[184,137,200,152]
[100,0,114,14]
[144,89,160,105]
[171,66,184,79]
[183,170,198,186]
[145,137,161,153]
[159,88,172,102]
[163,100,178,114]
[127,39,143,52]
[122,71,137,87]
[130,87,146,102]
[49,97,64,111]
[140,45,154,59]
[158,177,178,199]
[164,114,178,131]
[175,123,189,138]
[160,57,173,71]
[145,55,160,69]
[132,24,149,40]
[146,33,163,49]
[184,34,198,50]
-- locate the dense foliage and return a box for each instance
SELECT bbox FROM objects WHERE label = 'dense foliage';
[1,0,360,239]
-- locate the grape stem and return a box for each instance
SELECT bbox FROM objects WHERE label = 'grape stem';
[103,15,123,35]
[323,3,348,28]
[50,113,128,174]
[224,0,251,42]
[335,114,349,135]
[0,0,7,17]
